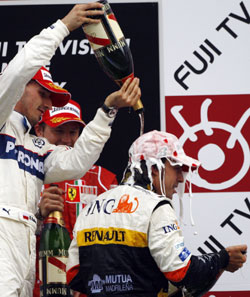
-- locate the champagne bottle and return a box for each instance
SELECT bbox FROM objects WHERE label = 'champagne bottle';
[83,0,144,114]
[39,211,73,297]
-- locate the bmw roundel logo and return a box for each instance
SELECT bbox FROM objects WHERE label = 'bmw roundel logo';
[33,137,45,148]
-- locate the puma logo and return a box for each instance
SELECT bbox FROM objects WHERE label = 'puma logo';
[112,194,139,213]
[2,208,10,215]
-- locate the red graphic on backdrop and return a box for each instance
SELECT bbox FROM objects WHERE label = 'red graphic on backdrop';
[165,94,250,192]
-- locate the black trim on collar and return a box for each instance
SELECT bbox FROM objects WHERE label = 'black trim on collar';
[153,200,172,213]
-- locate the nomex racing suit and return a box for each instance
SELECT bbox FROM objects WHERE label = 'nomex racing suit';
[67,184,229,297]
[0,20,115,297]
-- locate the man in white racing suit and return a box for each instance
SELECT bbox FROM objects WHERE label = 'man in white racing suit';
[0,3,141,297]
[67,130,247,297]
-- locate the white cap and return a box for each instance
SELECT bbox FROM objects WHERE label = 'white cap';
[128,130,200,171]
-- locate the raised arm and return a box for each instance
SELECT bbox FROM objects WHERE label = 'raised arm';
[44,77,141,184]
[0,2,104,128]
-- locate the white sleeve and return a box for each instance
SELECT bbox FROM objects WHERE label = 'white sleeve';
[148,204,192,274]
[44,108,113,184]
[67,232,80,273]
[0,19,69,128]
[67,211,82,273]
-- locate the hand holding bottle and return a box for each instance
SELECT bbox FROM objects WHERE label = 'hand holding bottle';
[104,77,141,108]
[61,2,104,32]
[39,185,65,218]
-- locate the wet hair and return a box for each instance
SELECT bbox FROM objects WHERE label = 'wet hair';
[121,158,167,191]
[121,159,151,190]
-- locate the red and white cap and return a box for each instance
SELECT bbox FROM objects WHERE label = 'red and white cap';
[129,130,200,171]
[40,99,85,128]
[32,66,71,107]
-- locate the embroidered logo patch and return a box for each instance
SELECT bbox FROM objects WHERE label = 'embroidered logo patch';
[178,247,191,262]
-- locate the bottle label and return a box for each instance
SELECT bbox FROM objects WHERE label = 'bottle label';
[40,284,71,297]
[94,37,127,60]
[83,13,124,50]
[39,256,67,284]
[39,249,68,258]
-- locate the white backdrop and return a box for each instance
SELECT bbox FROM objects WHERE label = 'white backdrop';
[162,0,250,295]
[163,0,250,96]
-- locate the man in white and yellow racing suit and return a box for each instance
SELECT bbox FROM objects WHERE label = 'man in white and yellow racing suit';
[67,130,247,297]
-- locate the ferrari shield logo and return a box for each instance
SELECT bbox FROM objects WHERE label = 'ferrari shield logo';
[66,184,80,203]
[68,187,77,201]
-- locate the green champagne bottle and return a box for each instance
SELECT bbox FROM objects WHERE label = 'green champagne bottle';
[39,211,73,297]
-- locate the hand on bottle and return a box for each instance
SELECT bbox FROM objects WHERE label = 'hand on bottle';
[39,185,65,218]
[104,77,141,108]
[225,244,247,272]
[61,2,104,31]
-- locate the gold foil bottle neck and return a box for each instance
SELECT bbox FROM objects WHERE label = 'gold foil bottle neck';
[47,211,65,227]
[133,99,144,113]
